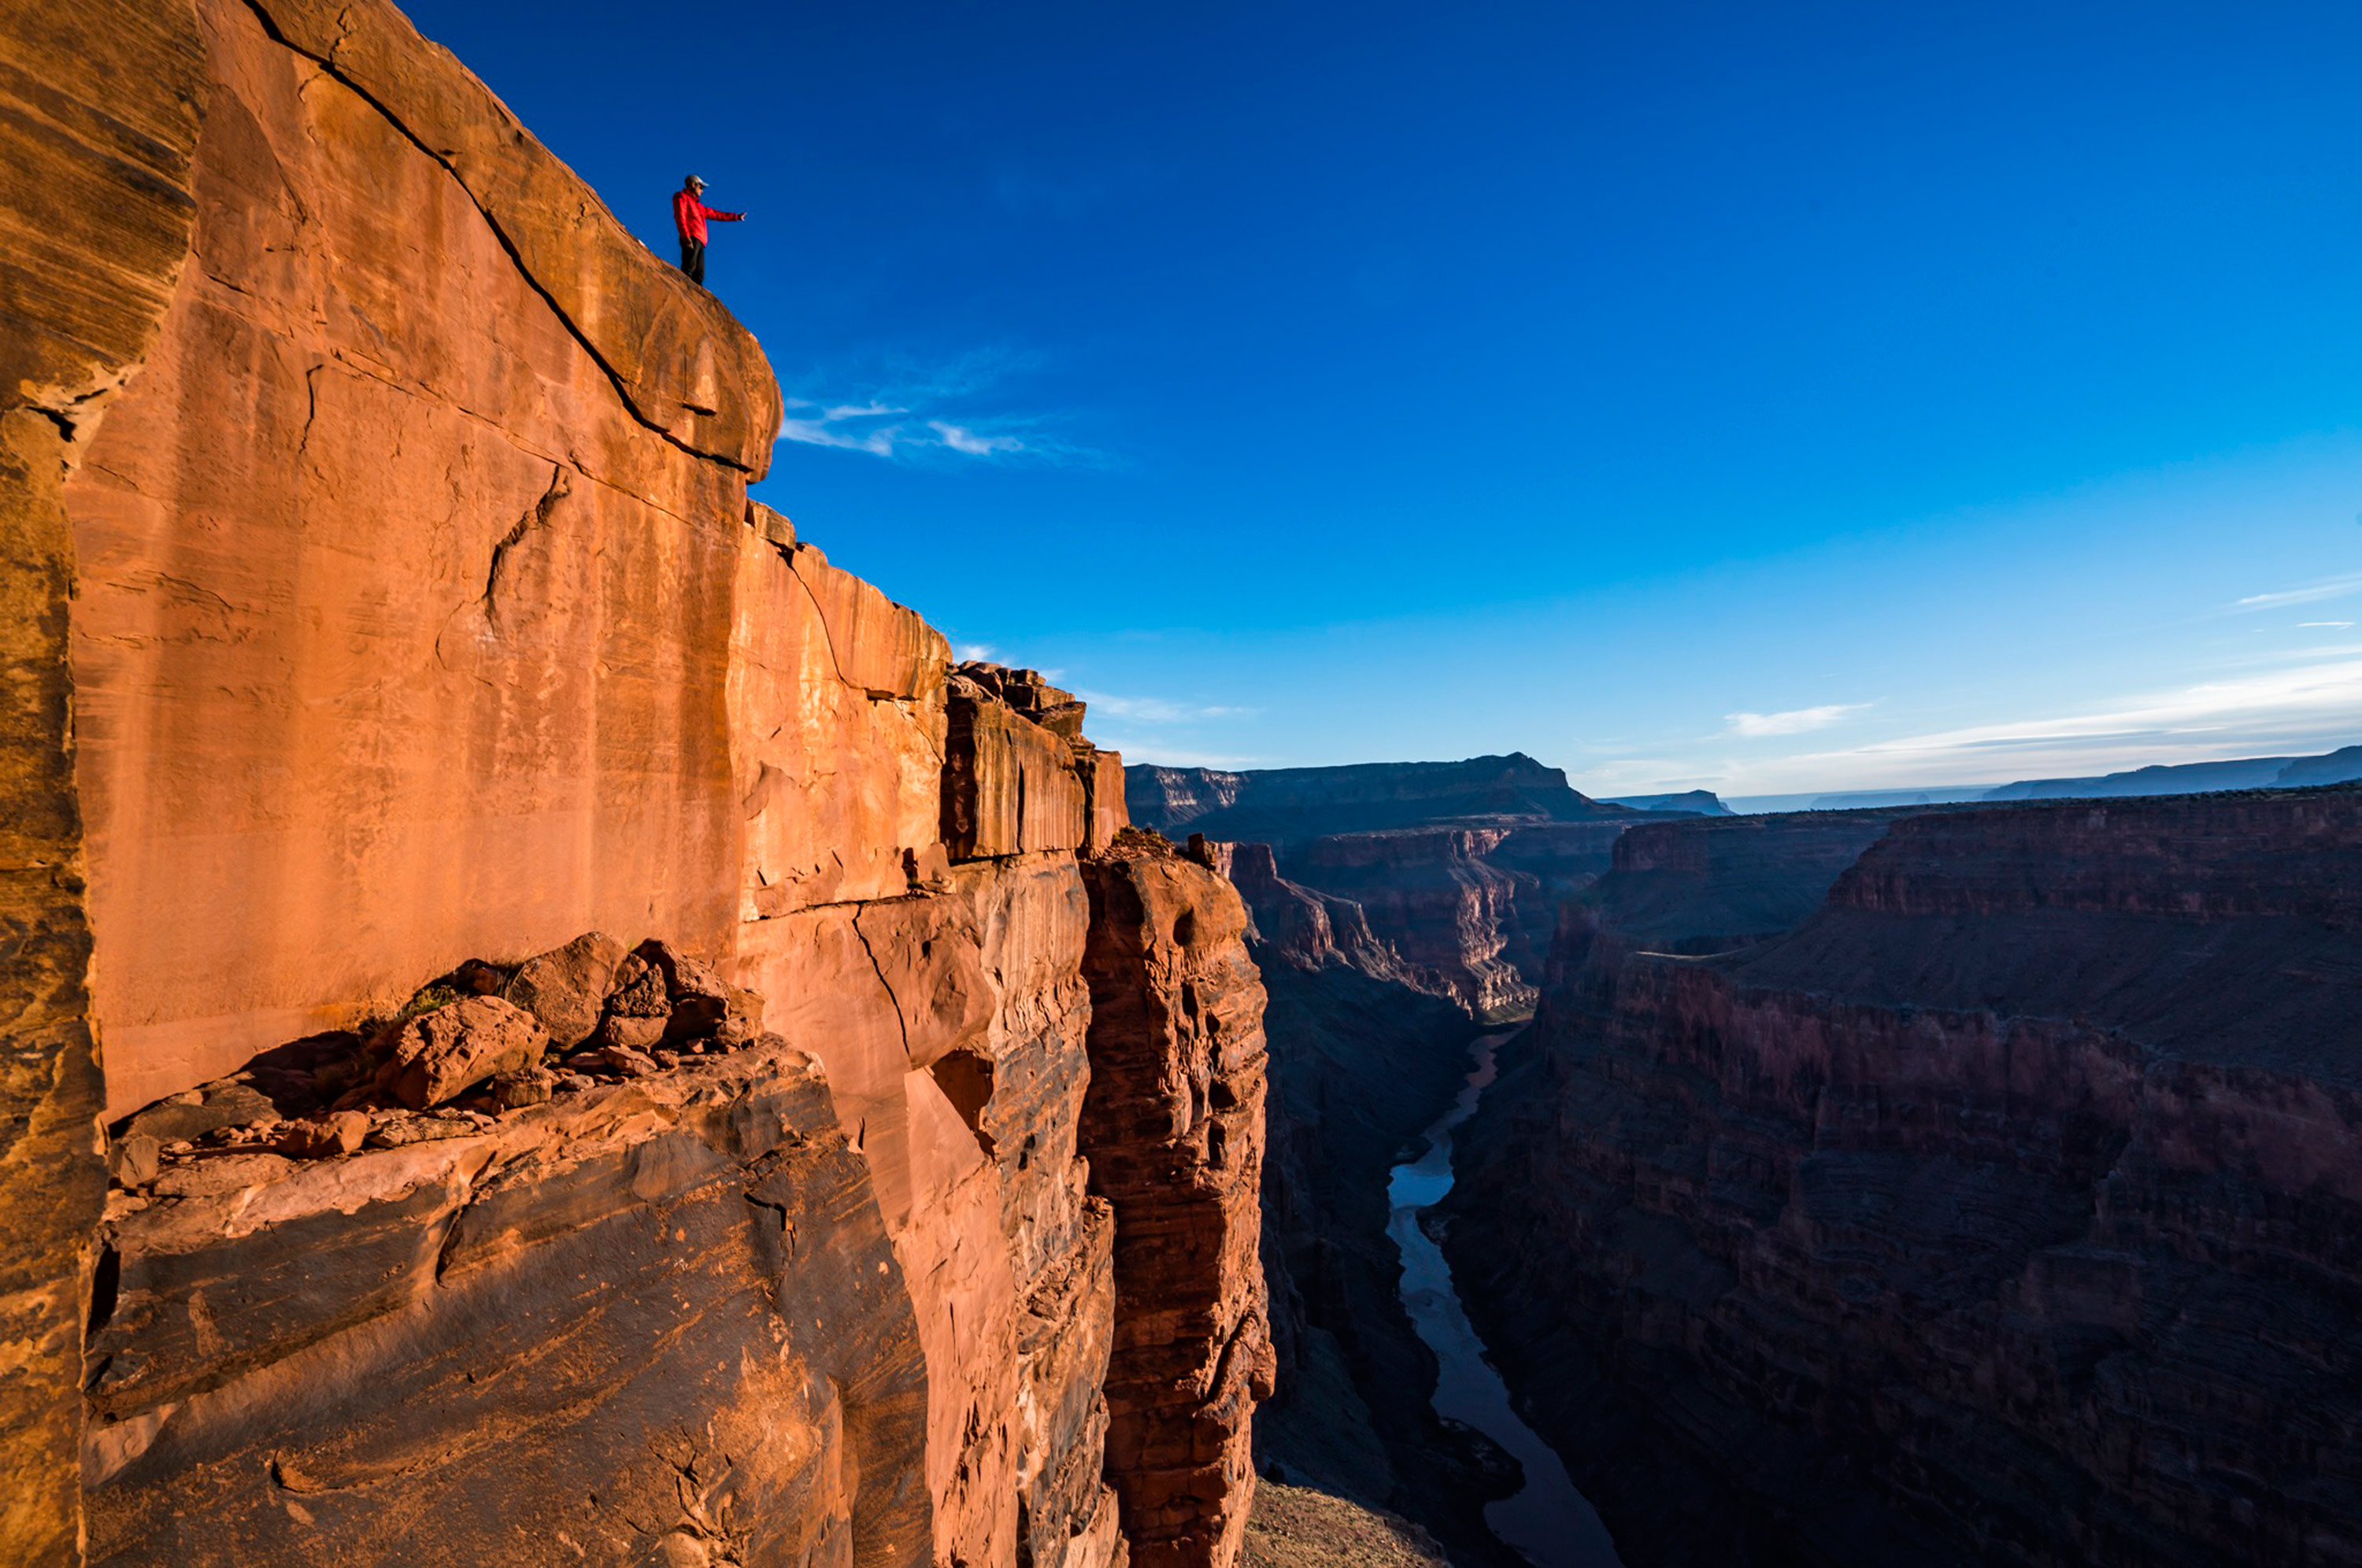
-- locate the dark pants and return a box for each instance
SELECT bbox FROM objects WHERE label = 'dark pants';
[678,235,705,284]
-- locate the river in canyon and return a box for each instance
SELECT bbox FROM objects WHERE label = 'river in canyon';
[1386,1031,1624,1568]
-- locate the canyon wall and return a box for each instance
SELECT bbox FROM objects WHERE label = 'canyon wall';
[0,2,1264,1563]
[1191,819,1556,1564]
[1447,790,2362,1566]
[1135,760,1635,1022]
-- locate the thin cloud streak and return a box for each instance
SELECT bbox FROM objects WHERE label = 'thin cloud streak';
[2229,570,2362,612]
[1733,659,2362,793]
[1723,702,1869,738]
[1080,690,1259,725]
[773,348,1105,467]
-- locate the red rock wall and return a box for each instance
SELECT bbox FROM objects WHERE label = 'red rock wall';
[61,0,771,1119]
[0,0,1264,1564]
[1445,791,2362,1566]
[0,4,207,1554]
[1080,845,1275,1568]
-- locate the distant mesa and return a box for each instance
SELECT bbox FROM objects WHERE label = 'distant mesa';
[1722,741,2362,815]
[1982,741,2362,802]
[1600,790,1733,816]
[1125,752,1636,846]
[2276,743,2362,787]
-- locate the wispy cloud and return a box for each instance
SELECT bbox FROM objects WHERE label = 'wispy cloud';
[1718,658,2362,793]
[1080,691,1259,724]
[2227,570,2362,613]
[954,642,998,663]
[775,348,1102,466]
[1723,703,1869,738]
[929,420,1025,457]
[1068,687,1260,769]
[2301,620,2355,630]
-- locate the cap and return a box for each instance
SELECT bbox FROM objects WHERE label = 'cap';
[686,174,705,188]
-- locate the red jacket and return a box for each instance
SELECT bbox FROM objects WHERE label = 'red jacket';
[673,189,742,243]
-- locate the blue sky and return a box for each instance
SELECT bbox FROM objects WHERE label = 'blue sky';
[406,0,2362,794]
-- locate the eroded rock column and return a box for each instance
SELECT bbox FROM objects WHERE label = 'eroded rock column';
[1079,843,1273,1568]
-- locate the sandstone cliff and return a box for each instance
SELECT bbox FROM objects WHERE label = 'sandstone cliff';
[0,2,1264,1563]
[1446,790,2362,1566]
[1081,841,1275,1568]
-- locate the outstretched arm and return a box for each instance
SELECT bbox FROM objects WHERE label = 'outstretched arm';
[699,202,746,222]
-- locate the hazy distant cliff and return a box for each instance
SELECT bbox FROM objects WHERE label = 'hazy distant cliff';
[0,3,1263,1564]
[1128,753,1631,845]
[1133,757,1634,1019]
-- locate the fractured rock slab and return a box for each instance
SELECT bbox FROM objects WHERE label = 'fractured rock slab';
[83,1039,931,1568]
[374,995,548,1110]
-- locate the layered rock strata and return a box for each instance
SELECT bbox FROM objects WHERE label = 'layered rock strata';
[86,1026,931,1568]
[0,9,207,1552]
[1081,842,1275,1568]
[1553,808,1905,969]
[1283,823,1626,1020]
[1447,790,2362,1566]
[0,1,1267,1563]
[1131,760,1633,1023]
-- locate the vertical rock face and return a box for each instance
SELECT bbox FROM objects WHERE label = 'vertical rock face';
[64,0,775,1116]
[1446,791,2362,1567]
[0,4,206,1555]
[0,2,1268,1564]
[1080,844,1275,1568]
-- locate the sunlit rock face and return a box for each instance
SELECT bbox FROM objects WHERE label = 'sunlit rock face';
[1081,841,1275,1568]
[1,2,1268,1562]
[1447,790,2362,1567]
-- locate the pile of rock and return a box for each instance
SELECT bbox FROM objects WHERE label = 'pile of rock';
[106,934,770,1187]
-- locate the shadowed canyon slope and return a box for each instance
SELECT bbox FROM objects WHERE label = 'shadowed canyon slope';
[1446,789,2362,1566]
[0,2,1266,1563]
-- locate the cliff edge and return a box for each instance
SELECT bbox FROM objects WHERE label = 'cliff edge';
[0,2,1265,1564]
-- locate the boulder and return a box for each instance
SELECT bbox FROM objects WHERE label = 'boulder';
[375,997,548,1110]
[587,1045,659,1078]
[598,1013,670,1052]
[500,931,627,1049]
[276,1112,369,1159]
[633,937,731,1041]
[487,1067,555,1110]
[605,952,670,1017]
[450,958,506,995]
[107,1135,162,1189]
[120,1082,283,1145]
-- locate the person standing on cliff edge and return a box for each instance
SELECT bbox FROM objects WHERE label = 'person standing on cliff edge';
[672,175,744,287]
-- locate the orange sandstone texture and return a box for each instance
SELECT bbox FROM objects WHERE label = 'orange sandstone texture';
[0,0,1269,1563]
[0,2,206,1556]
[1081,843,1276,1568]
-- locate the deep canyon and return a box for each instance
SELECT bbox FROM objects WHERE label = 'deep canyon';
[3,5,2356,1568]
